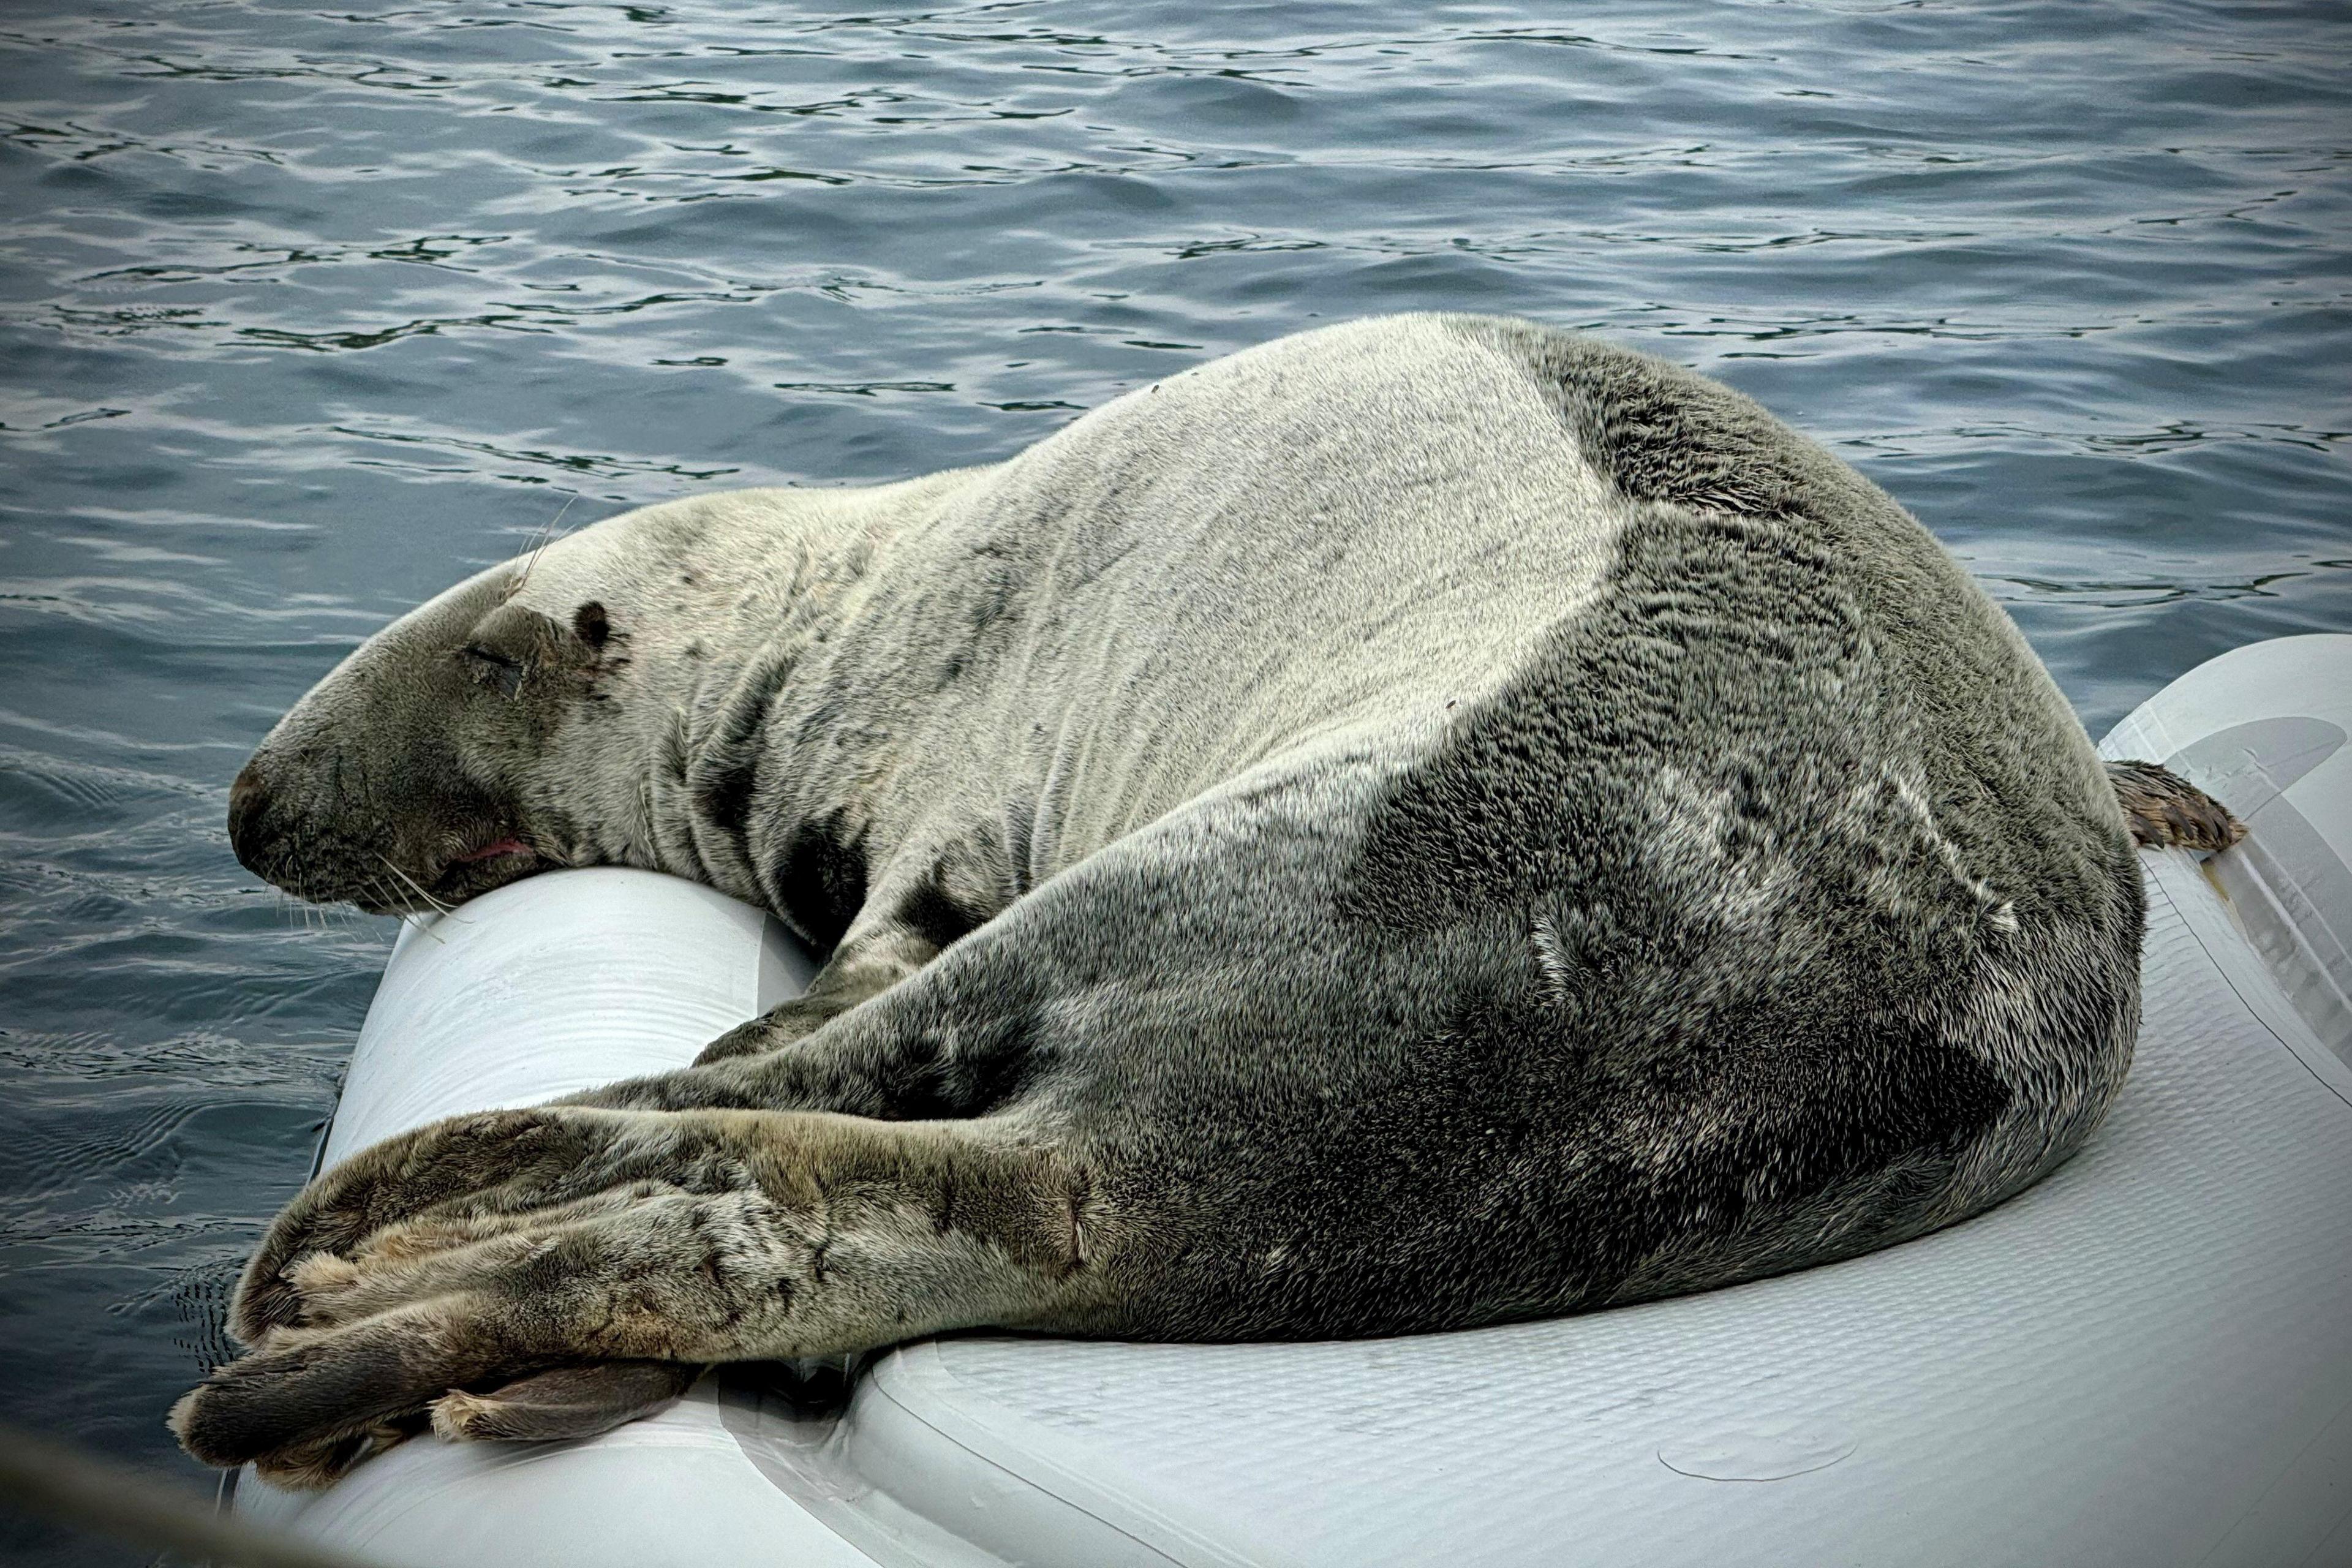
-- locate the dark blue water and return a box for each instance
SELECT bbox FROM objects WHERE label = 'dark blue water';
[1,2,2345,1559]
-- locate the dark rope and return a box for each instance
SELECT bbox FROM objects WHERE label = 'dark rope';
[0,1422,385,1568]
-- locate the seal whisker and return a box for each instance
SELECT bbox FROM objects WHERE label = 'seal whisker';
[507,491,580,603]
[397,911,450,947]
[365,873,446,943]
[372,854,467,924]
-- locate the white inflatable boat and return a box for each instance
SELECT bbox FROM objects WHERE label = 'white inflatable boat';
[235,634,2352,1567]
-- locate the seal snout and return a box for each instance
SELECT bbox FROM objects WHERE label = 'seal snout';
[227,760,273,875]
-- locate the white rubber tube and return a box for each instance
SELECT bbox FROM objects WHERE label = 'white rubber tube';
[232,869,897,1568]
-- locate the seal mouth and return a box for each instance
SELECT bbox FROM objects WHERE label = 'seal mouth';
[420,831,545,907]
[452,836,532,865]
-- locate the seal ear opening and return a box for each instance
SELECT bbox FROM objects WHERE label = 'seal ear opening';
[571,601,611,650]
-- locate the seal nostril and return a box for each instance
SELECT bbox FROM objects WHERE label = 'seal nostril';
[228,763,270,867]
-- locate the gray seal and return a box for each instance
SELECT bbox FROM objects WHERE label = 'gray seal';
[172,314,2235,1486]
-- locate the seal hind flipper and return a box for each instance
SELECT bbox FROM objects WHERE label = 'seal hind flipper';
[171,1104,1101,1476]
[242,1412,427,1491]
[429,1361,699,1443]
[2105,760,2244,852]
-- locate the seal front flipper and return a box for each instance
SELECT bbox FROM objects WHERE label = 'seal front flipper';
[2105,759,2244,852]
[698,851,1009,1065]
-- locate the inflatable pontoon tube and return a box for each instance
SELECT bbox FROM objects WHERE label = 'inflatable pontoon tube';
[237,635,2352,1568]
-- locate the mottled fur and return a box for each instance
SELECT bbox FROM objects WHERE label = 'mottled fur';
[174,315,2235,1483]
[2106,758,2244,852]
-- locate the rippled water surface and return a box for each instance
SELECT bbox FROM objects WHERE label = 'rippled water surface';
[2,2,2346,1558]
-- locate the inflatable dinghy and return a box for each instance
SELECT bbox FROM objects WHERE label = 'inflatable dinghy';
[233,634,2352,1567]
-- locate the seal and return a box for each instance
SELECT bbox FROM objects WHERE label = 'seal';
[172,314,2239,1485]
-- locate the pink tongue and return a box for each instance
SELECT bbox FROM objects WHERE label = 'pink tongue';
[454,836,530,864]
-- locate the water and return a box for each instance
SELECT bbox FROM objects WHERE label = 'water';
[0,1,2344,1559]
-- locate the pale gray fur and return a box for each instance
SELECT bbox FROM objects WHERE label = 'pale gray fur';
[176,314,2225,1484]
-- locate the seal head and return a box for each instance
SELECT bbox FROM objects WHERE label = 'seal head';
[228,562,613,914]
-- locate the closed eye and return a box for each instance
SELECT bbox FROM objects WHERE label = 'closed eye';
[460,644,527,699]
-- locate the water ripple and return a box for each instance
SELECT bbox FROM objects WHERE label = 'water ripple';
[1,0,2346,1537]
